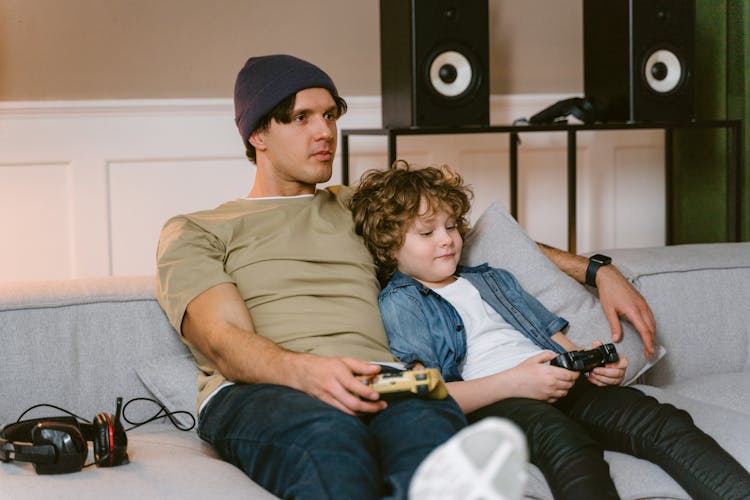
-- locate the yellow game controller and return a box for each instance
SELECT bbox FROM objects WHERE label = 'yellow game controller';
[359,368,448,399]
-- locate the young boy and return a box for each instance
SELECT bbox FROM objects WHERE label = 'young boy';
[349,162,750,500]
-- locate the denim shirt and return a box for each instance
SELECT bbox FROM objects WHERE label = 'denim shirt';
[378,263,569,382]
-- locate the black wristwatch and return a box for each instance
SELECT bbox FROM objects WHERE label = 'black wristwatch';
[585,254,612,287]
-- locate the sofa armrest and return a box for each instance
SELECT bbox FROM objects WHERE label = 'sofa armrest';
[601,243,750,386]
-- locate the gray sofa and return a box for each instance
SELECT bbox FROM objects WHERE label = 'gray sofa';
[2,203,749,499]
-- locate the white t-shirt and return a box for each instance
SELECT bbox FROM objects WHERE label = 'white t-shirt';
[433,277,542,380]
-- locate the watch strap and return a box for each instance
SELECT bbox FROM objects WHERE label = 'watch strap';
[585,254,611,287]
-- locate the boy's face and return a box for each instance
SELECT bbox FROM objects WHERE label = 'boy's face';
[393,198,463,289]
[250,87,338,194]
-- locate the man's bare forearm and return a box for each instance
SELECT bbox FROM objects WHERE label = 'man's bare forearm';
[536,242,588,283]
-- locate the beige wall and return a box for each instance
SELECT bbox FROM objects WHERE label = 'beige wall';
[0,0,582,101]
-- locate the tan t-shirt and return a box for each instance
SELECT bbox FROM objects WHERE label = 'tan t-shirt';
[156,186,396,409]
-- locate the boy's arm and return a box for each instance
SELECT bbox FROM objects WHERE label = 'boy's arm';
[446,351,579,414]
[182,283,386,416]
[536,242,656,356]
[550,332,581,352]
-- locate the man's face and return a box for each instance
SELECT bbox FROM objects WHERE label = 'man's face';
[251,87,339,194]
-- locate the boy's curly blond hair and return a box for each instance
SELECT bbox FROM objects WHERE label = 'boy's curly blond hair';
[349,161,473,286]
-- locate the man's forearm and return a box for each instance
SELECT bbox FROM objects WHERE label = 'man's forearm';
[188,318,298,386]
[536,242,588,284]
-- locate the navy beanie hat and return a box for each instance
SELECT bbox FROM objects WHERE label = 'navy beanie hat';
[234,54,339,145]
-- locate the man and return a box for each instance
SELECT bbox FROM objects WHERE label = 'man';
[155,54,655,498]
[157,54,467,499]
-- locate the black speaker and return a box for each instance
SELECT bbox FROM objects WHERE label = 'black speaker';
[583,0,695,122]
[380,0,489,128]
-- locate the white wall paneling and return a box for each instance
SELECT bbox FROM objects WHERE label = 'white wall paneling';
[1,96,664,281]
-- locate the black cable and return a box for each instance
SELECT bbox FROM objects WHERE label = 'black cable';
[11,397,195,432]
[121,397,195,432]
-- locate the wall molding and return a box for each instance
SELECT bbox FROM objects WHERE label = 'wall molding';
[0,95,664,281]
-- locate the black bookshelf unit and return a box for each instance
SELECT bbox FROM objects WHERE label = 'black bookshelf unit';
[341,120,743,253]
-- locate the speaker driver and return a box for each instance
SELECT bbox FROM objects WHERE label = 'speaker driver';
[428,50,474,98]
[643,48,683,94]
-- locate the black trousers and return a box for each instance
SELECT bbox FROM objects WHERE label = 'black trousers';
[468,378,750,500]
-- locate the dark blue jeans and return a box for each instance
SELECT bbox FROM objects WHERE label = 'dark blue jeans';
[198,383,467,500]
[468,378,750,500]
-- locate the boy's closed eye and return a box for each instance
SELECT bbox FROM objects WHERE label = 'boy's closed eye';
[418,224,457,237]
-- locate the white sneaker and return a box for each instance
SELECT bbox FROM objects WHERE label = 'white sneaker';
[409,417,528,500]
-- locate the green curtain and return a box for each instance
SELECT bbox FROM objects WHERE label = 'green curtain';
[671,0,749,243]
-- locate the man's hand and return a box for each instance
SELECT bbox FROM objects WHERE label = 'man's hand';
[290,355,388,416]
[507,351,580,403]
[596,265,656,357]
[536,243,657,357]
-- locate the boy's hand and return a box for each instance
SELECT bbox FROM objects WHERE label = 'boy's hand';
[587,340,628,386]
[509,351,580,403]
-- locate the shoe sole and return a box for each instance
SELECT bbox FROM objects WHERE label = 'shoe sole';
[410,417,528,500]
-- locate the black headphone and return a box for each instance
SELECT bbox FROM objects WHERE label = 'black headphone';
[0,398,128,474]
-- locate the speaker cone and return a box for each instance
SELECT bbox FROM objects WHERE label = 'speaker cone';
[428,50,475,98]
[643,48,683,94]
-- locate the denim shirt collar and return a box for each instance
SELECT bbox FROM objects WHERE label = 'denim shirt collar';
[386,263,492,294]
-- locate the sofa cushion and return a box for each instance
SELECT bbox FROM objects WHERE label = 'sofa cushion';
[0,424,276,500]
[461,202,664,384]
[522,451,692,500]
[655,372,750,418]
[136,353,200,427]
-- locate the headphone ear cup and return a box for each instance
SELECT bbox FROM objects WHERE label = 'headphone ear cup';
[92,413,128,467]
[111,411,129,466]
[31,422,87,474]
[92,413,112,466]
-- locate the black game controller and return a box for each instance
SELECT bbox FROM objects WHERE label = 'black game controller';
[550,343,619,372]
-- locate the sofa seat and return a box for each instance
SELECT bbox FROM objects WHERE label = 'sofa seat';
[1,424,276,500]
[656,372,750,417]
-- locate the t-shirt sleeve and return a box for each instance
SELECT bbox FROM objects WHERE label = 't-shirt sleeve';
[155,215,235,333]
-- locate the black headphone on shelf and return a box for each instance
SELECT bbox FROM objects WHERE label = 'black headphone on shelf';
[0,398,129,474]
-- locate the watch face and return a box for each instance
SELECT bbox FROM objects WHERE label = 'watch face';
[591,254,612,265]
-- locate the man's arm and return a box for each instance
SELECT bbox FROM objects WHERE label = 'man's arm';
[536,242,656,356]
[181,282,386,415]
